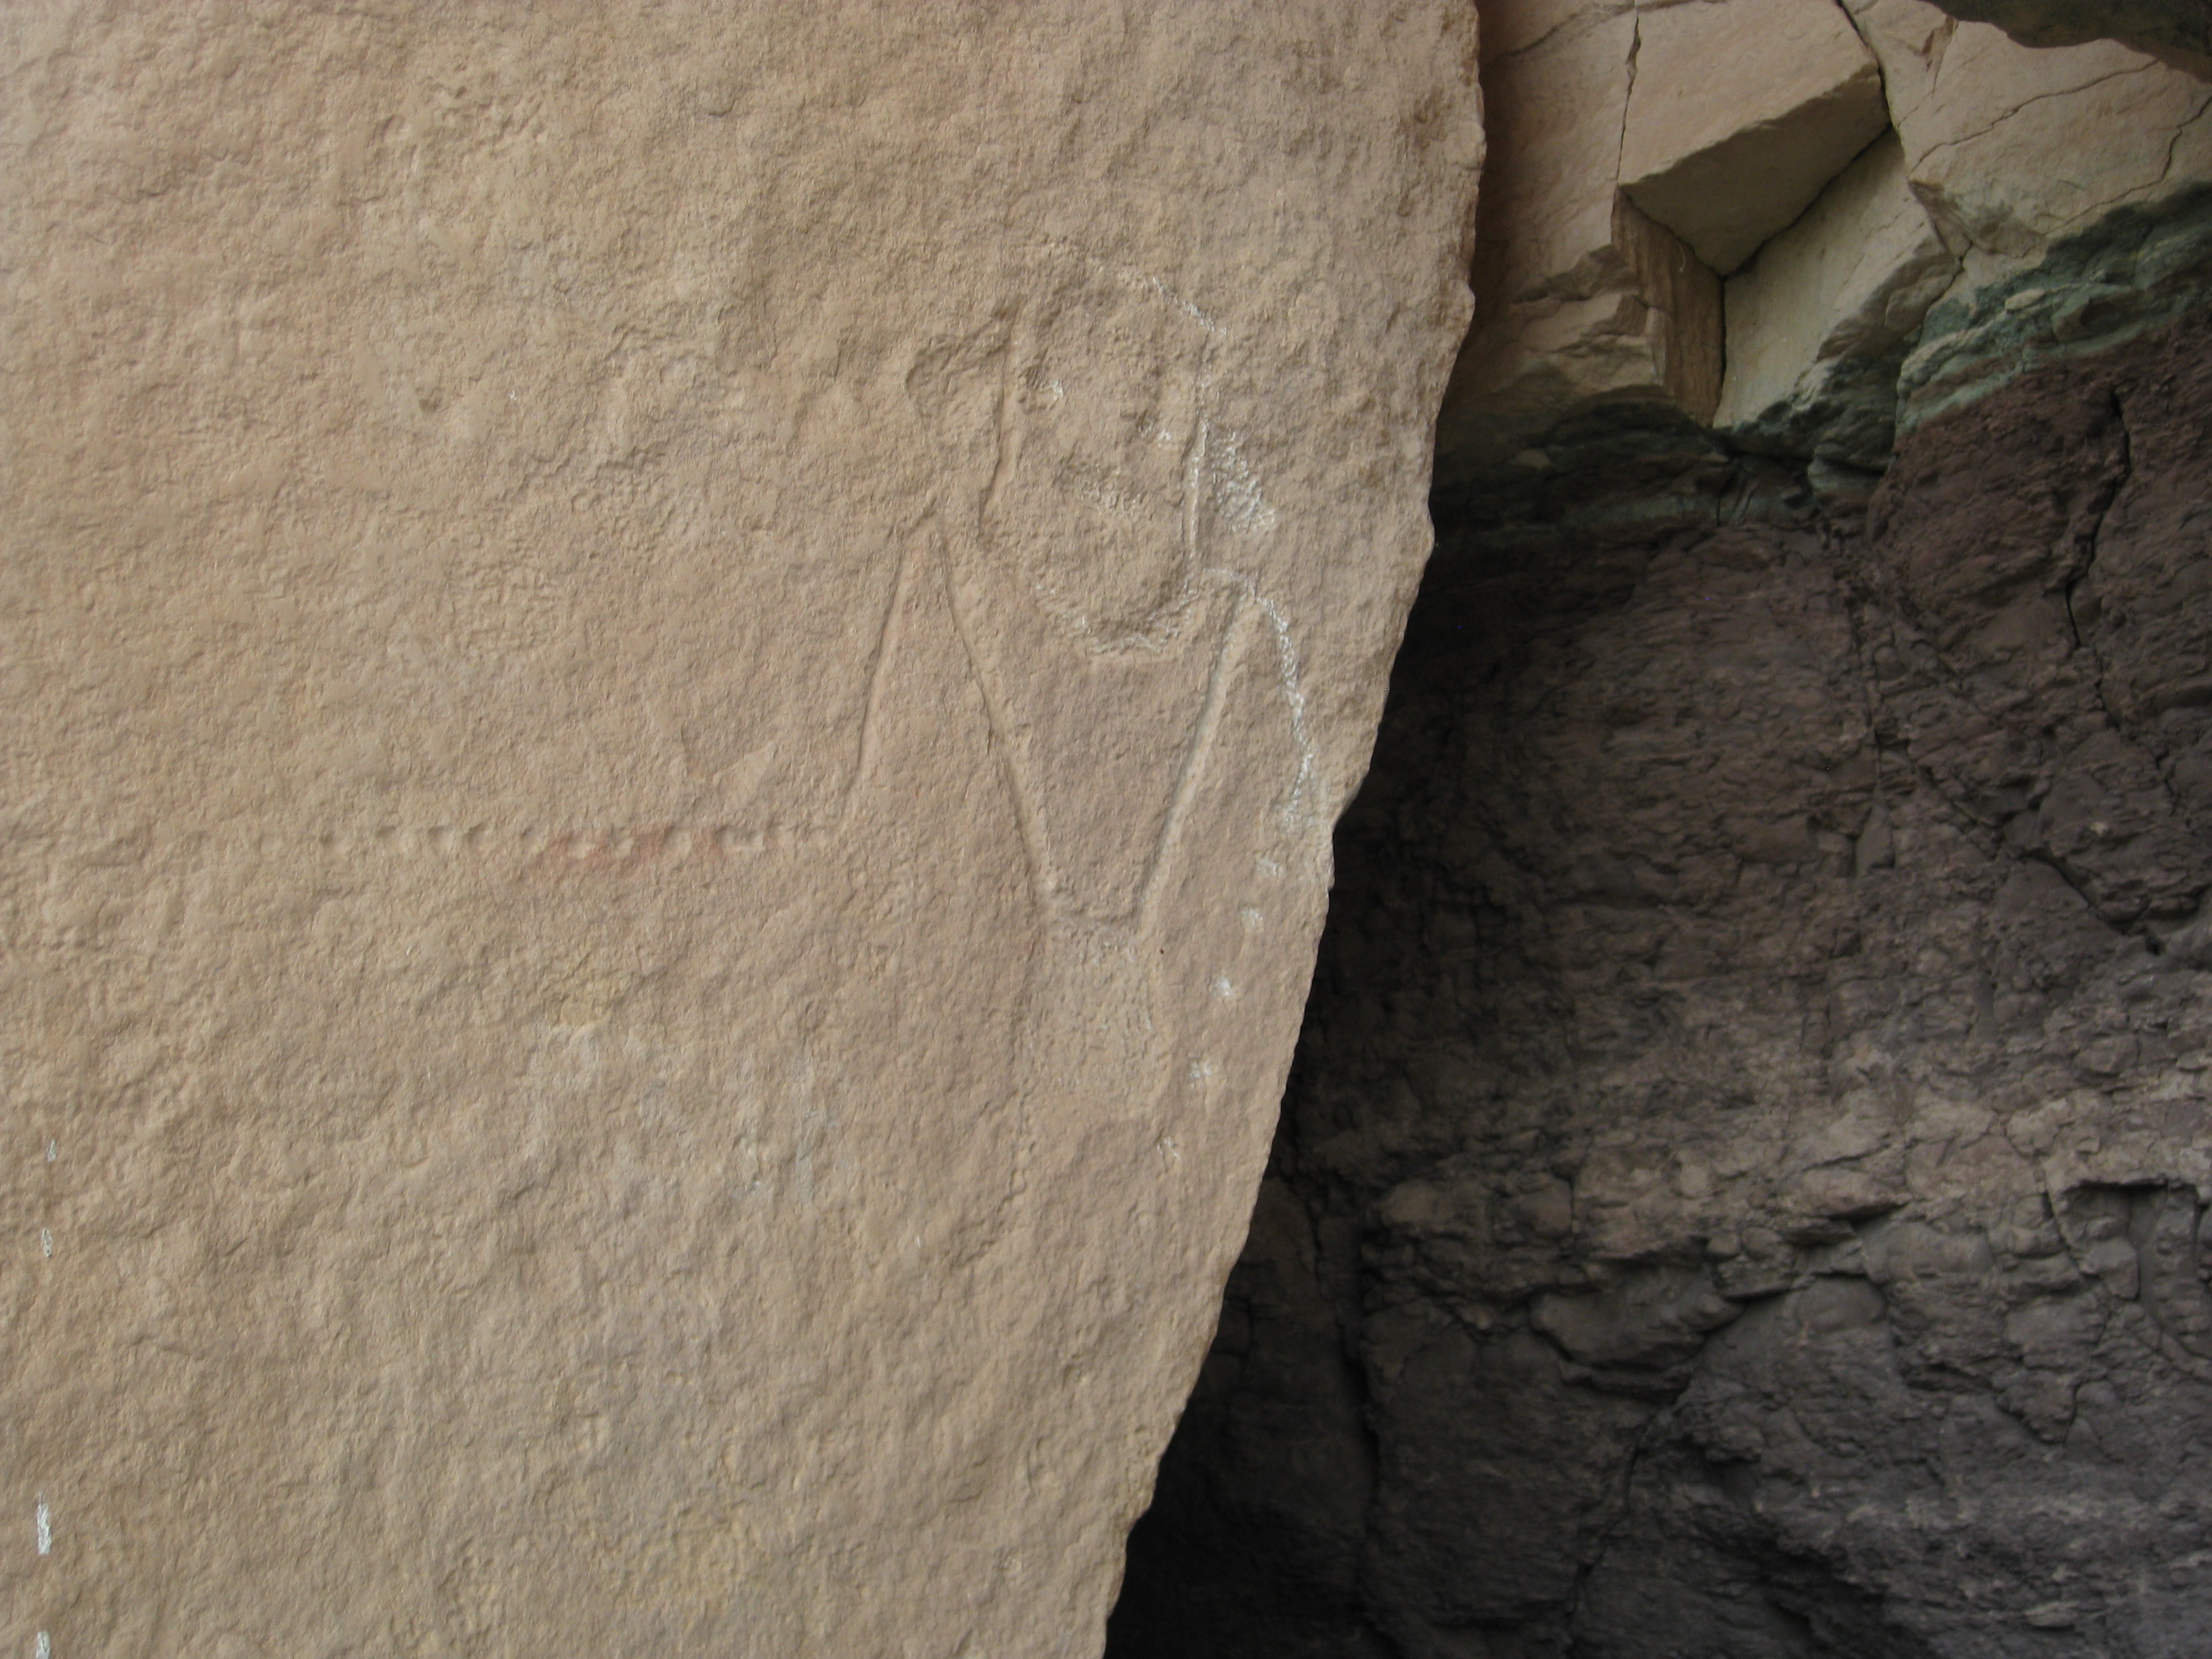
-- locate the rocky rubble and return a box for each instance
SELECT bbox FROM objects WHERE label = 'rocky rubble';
[1620,0,1889,276]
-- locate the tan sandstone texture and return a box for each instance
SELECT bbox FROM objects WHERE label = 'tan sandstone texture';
[1845,0,2212,257]
[0,6,1481,1655]
[1715,131,1958,454]
[1438,0,1721,474]
[1619,0,1887,274]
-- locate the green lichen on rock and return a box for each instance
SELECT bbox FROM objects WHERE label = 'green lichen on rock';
[1723,350,1916,470]
[1900,183,2212,431]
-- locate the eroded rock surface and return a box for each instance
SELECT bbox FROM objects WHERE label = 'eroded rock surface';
[1111,313,2212,1658]
[1443,0,2212,499]
[0,7,1482,1654]
[1850,0,2212,259]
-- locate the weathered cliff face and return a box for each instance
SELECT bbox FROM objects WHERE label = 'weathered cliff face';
[1110,1,2212,1654]
[1923,0,2212,78]
[0,7,1481,1655]
[1440,0,2212,500]
[1111,301,2212,1659]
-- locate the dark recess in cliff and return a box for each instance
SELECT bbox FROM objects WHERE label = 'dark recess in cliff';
[1105,310,2212,1658]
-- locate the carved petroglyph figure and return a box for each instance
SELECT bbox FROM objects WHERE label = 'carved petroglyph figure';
[920,249,1323,1112]
[0,7,1481,1653]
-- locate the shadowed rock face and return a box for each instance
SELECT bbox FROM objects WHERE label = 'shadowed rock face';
[1108,310,2212,1658]
[1926,0,2212,75]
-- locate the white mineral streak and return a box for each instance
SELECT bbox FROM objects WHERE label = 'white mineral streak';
[0,5,1481,1653]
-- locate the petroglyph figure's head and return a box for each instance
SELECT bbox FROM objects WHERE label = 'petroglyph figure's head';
[985,255,1216,651]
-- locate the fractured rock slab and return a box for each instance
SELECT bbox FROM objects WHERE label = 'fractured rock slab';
[1441,0,1912,487]
[1717,130,1961,463]
[1847,0,2212,256]
[1620,0,1889,274]
[0,5,1483,1655]
[1438,0,1720,480]
[1833,0,2212,431]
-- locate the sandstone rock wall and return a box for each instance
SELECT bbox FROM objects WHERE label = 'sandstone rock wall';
[0,7,1482,1654]
[1439,0,2212,500]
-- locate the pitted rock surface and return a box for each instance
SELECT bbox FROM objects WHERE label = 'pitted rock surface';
[0,7,1482,1654]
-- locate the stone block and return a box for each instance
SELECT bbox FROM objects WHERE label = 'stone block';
[1717,131,1960,462]
[1441,193,1721,475]
[1620,0,1890,274]
[1438,0,1719,476]
[1846,0,2212,256]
